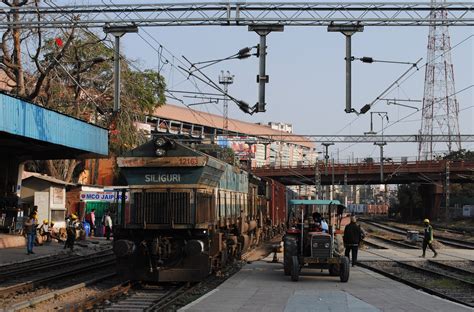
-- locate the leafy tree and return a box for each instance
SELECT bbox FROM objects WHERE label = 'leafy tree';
[1,1,166,182]
[396,183,423,220]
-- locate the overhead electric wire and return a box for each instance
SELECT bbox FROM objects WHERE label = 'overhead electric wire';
[333,34,473,158]
[382,84,474,132]
[104,0,253,134]
[101,0,241,132]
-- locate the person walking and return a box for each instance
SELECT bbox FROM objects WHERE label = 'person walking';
[343,216,364,266]
[104,212,113,240]
[421,219,438,258]
[24,213,38,255]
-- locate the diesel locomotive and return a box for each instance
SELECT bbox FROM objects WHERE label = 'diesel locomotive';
[112,136,287,282]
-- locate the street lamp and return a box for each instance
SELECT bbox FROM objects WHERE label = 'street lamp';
[103,24,138,112]
[364,111,389,136]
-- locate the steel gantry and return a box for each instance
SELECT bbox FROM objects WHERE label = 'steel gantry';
[199,134,474,144]
[1,2,473,28]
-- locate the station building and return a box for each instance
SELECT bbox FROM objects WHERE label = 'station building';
[139,104,316,168]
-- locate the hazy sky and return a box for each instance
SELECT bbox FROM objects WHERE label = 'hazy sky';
[77,1,474,160]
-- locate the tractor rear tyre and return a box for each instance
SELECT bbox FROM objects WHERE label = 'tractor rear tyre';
[291,256,299,282]
[284,236,297,276]
[339,256,350,282]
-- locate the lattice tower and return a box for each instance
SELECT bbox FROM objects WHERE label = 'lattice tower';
[218,71,234,136]
[418,0,461,160]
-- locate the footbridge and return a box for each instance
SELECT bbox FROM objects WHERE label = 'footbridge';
[252,159,474,220]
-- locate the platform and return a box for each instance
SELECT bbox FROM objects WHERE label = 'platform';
[180,252,473,312]
[0,233,26,249]
[0,237,112,266]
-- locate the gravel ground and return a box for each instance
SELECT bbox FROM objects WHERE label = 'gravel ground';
[434,260,474,274]
[361,222,446,250]
[362,260,474,306]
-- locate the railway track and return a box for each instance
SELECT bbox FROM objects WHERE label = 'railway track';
[358,260,474,308]
[0,252,116,306]
[366,233,419,249]
[4,272,122,311]
[360,220,474,250]
[97,283,190,311]
[0,248,113,282]
[383,218,474,236]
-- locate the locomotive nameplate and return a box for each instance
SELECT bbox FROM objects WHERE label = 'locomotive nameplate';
[117,156,207,167]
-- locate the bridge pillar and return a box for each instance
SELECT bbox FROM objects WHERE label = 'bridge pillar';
[420,183,444,220]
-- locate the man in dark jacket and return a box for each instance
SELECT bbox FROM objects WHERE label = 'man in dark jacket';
[343,216,364,266]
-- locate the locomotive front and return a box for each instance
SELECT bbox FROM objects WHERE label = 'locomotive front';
[113,138,233,282]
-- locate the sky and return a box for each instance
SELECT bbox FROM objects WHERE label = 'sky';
[73,1,474,161]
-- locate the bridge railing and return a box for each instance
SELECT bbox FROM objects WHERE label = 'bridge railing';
[253,159,473,172]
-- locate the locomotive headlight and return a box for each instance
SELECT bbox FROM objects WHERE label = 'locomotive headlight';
[155,148,166,157]
[325,243,330,248]
[155,137,167,147]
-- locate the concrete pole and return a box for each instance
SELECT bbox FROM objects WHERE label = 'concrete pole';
[113,35,121,112]
[331,158,335,200]
[345,34,352,113]
[257,34,267,112]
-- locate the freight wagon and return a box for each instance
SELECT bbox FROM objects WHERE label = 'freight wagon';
[347,204,388,215]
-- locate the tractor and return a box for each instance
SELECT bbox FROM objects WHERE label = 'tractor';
[283,199,350,282]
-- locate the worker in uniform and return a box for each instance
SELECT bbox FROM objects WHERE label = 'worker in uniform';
[65,214,79,251]
[24,213,38,255]
[38,219,51,243]
[421,219,438,258]
[343,216,365,266]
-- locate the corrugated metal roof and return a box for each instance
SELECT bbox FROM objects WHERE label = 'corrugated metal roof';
[0,92,108,156]
[153,104,315,149]
[22,173,76,186]
[289,199,342,205]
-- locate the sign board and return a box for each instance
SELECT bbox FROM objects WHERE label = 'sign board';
[117,156,207,168]
[51,187,64,205]
[80,191,130,202]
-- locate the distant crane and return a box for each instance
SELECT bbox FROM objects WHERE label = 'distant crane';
[419,0,461,160]
[219,71,234,136]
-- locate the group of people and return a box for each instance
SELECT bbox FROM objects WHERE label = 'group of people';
[85,209,113,240]
[23,207,114,255]
[342,216,438,266]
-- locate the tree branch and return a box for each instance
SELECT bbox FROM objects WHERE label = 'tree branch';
[27,28,76,101]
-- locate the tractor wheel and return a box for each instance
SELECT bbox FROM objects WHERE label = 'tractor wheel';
[333,234,344,256]
[329,264,340,276]
[291,256,299,282]
[339,256,350,282]
[284,236,298,276]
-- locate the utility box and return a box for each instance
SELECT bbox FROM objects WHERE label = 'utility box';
[406,230,419,242]
[462,205,474,217]
[21,173,73,228]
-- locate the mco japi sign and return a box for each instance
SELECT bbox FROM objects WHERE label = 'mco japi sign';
[80,191,129,202]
